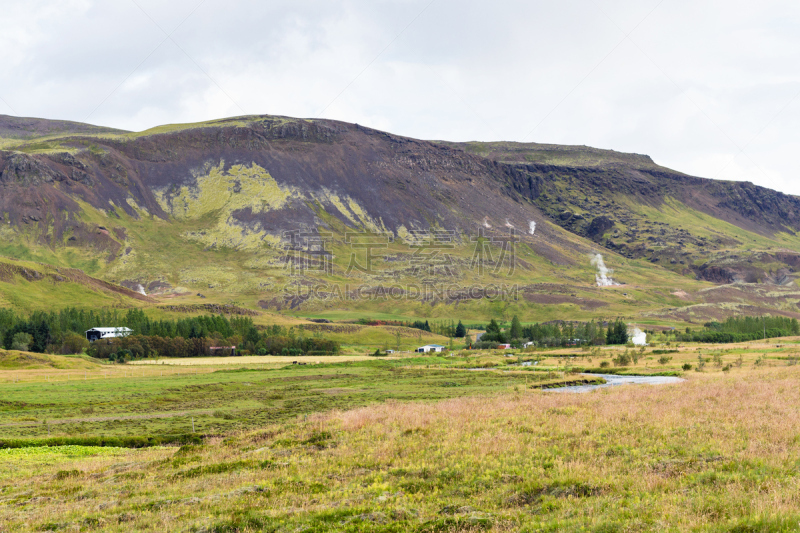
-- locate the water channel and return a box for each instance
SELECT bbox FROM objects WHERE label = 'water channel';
[551,373,684,393]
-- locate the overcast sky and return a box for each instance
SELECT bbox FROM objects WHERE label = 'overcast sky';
[2,0,799,194]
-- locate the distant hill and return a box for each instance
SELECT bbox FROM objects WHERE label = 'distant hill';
[0,114,127,141]
[0,114,799,323]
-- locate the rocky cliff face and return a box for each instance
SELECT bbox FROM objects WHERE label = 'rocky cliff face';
[443,141,800,285]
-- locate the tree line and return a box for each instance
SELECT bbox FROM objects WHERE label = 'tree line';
[666,316,800,344]
[477,317,629,348]
[0,308,339,358]
[88,333,339,362]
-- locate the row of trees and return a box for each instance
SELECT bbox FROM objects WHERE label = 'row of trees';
[479,317,629,347]
[0,307,340,357]
[671,316,800,344]
[706,316,800,335]
[0,308,259,353]
[88,333,339,361]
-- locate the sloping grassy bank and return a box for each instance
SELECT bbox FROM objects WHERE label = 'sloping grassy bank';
[527,375,607,389]
[577,367,684,377]
[0,350,101,370]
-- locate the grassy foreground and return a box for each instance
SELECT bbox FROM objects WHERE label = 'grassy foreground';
[0,356,549,439]
[2,350,800,531]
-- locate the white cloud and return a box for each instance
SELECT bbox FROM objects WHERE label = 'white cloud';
[1,0,799,195]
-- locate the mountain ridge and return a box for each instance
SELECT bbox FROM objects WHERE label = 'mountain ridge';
[0,113,799,323]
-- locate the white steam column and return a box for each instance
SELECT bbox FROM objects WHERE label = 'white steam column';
[590,254,619,287]
[630,328,647,346]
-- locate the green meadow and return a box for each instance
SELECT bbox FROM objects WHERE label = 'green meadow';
[0,356,540,440]
[2,346,800,532]
[4,115,800,531]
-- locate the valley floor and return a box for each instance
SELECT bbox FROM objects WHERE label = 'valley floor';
[1,344,799,531]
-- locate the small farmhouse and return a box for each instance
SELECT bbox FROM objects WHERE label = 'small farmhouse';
[415,344,444,353]
[85,327,133,342]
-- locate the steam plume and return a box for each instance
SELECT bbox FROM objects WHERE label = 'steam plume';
[590,254,619,286]
[630,328,647,346]
[528,221,536,235]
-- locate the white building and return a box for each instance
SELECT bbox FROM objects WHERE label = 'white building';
[415,344,445,353]
[85,327,133,342]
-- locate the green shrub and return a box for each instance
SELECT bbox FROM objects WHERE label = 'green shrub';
[473,341,499,350]
[11,332,33,351]
[612,353,631,367]
[54,469,82,480]
[60,332,89,355]
[174,444,205,456]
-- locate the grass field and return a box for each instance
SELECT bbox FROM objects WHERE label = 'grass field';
[2,342,800,531]
[0,355,551,440]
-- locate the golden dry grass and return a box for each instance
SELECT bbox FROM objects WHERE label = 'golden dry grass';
[0,365,215,384]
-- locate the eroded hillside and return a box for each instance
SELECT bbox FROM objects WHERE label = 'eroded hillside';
[0,114,799,323]
[444,140,800,285]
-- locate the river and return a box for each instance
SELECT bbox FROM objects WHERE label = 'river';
[551,373,684,393]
